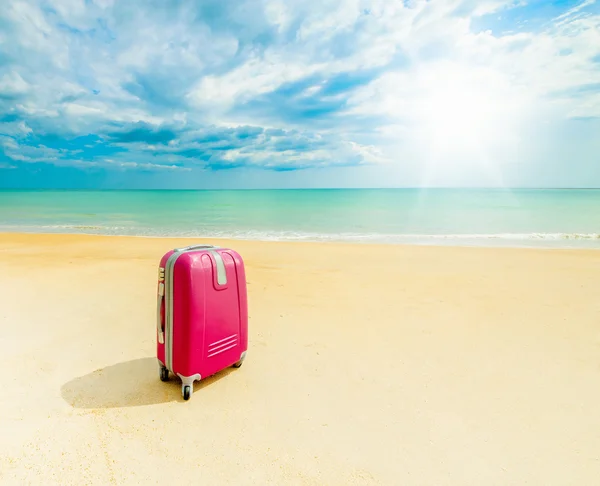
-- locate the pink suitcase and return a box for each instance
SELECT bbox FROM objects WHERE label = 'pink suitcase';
[156,244,248,400]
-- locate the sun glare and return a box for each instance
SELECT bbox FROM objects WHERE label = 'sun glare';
[384,62,532,187]
[418,86,492,151]
[410,64,522,157]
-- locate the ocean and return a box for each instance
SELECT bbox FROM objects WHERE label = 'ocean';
[1,189,599,249]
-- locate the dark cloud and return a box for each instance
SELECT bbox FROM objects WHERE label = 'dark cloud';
[0,117,373,173]
[102,122,179,144]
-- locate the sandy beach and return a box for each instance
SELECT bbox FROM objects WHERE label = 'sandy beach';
[1,232,599,485]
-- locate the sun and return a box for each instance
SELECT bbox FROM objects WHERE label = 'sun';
[410,63,521,156]
[417,84,493,152]
[378,61,532,187]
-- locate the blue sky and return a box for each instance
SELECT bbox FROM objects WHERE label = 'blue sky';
[0,0,599,188]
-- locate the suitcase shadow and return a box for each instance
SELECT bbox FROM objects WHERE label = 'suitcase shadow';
[61,357,235,408]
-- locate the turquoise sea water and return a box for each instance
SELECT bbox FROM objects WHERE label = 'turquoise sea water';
[1,189,599,248]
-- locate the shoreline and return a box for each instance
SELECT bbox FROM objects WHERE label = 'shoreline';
[1,230,599,252]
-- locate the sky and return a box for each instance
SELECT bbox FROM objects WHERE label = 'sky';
[0,0,599,189]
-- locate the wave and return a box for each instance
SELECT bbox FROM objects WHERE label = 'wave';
[1,224,599,247]
[389,233,600,241]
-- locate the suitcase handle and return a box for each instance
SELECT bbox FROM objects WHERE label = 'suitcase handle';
[174,244,219,253]
[157,282,165,344]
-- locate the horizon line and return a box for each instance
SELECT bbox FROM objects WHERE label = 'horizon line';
[1,187,600,191]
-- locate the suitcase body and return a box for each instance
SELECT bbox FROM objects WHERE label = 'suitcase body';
[156,244,248,400]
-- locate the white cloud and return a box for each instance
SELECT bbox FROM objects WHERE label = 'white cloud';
[63,102,105,117]
[0,136,61,162]
[347,141,391,164]
[0,72,30,97]
[1,0,598,179]
[554,0,597,23]
[187,56,313,115]
[340,0,600,169]
[0,121,33,137]
[5,1,71,69]
[106,160,192,171]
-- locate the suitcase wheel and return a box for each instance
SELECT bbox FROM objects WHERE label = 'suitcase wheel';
[159,366,169,382]
[182,385,192,401]
[232,351,246,369]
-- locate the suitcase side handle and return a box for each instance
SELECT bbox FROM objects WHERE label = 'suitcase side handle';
[157,274,165,344]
